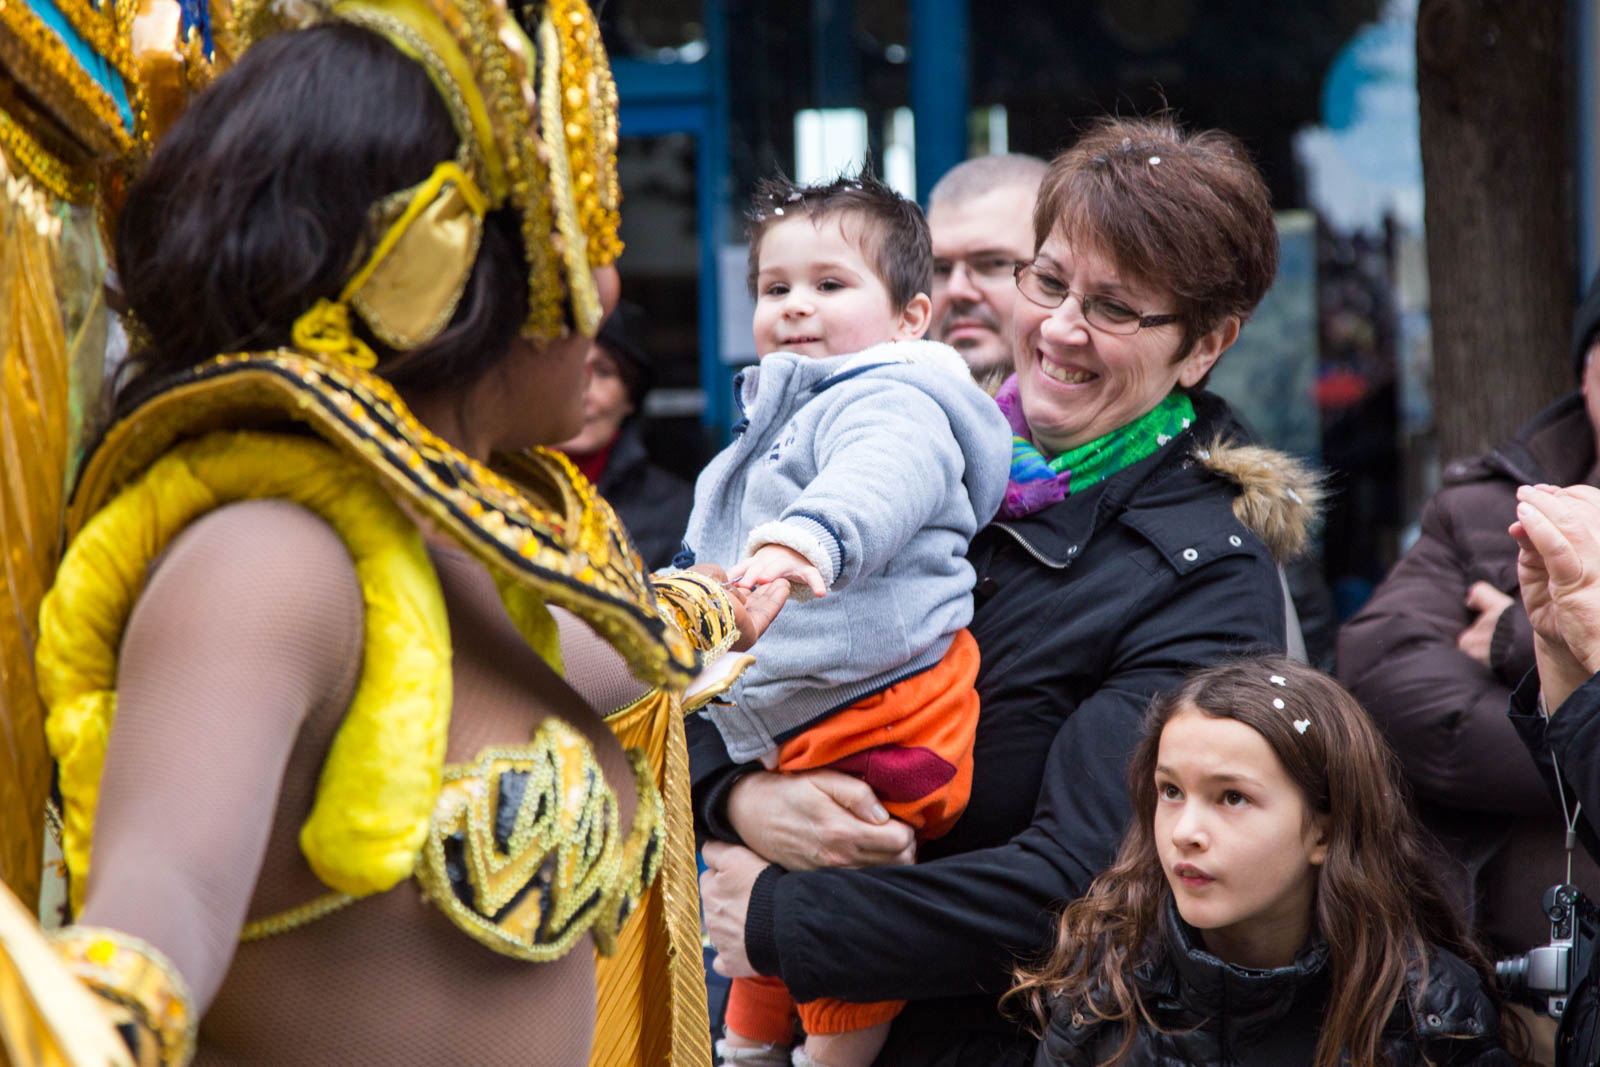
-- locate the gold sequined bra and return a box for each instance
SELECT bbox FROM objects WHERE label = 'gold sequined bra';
[417,724,663,961]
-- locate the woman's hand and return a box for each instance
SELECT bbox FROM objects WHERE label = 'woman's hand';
[1512,484,1600,710]
[700,840,769,978]
[687,562,789,652]
[726,770,916,870]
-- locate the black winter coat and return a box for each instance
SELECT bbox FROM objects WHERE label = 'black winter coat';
[1510,670,1600,1067]
[689,392,1310,1066]
[1036,901,1513,1067]
[597,421,694,572]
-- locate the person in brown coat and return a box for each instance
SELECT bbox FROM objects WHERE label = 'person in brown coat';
[1339,272,1600,972]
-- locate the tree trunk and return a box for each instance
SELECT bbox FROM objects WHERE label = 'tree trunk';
[1416,0,1572,464]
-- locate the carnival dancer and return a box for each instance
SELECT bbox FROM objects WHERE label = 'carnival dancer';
[0,0,778,1063]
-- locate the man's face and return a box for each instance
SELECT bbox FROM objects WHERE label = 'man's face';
[929,185,1038,387]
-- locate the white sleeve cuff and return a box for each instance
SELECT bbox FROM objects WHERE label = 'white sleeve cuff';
[745,518,840,599]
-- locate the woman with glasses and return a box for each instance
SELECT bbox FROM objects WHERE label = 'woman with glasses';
[694,115,1320,1066]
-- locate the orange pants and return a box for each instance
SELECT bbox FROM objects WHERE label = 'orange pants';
[724,630,980,1042]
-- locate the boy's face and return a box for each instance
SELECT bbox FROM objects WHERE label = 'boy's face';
[752,215,926,359]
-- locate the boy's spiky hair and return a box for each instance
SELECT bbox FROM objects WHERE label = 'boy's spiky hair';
[745,169,932,312]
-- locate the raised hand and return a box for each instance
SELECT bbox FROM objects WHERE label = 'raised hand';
[1512,484,1600,672]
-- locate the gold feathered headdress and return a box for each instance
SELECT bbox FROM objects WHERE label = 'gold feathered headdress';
[233,0,623,347]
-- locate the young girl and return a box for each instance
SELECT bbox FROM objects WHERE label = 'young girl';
[1013,657,1523,1067]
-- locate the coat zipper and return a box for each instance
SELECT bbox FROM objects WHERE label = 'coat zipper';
[992,522,1074,570]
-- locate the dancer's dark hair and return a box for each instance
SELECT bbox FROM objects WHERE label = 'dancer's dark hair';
[112,21,530,419]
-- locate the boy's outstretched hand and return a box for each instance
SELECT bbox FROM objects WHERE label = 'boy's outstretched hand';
[727,542,829,599]
[686,563,789,651]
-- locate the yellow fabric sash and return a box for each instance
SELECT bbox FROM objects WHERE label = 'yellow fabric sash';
[591,688,713,1067]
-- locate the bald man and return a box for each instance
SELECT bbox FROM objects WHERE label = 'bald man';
[927,153,1048,393]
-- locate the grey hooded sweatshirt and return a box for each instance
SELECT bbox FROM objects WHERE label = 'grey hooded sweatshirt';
[682,340,1012,763]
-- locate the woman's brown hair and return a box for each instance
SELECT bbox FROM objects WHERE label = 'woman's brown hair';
[1032,115,1277,385]
[1009,656,1524,1067]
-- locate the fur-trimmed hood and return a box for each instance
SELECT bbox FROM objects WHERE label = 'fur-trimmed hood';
[1196,436,1323,563]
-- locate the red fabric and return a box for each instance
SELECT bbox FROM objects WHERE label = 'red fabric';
[825,746,956,804]
[724,975,798,1045]
[774,628,980,840]
[559,438,614,485]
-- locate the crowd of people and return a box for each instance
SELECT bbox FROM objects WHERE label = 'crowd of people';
[10,0,1600,1065]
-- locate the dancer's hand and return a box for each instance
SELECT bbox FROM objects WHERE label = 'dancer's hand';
[687,563,789,651]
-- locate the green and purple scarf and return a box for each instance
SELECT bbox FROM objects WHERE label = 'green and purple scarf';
[994,377,1194,519]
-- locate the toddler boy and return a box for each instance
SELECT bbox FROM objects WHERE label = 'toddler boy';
[681,173,1011,1067]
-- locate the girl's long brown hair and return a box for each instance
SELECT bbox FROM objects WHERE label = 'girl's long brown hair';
[1009,657,1525,1067]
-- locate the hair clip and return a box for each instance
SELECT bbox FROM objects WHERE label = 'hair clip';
[1272,698,1286,710]
[1148,156,1161,166]
[772,207,784,215]
[1293,718,1311,734]
[785,191,804,203]
[1269,675,1287,687]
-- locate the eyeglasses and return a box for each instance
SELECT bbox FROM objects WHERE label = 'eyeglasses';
[1013,263,1180,335]
[932,254,1023,288]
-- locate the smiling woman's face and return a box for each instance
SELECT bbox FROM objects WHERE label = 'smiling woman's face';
[1011,233,1224,455]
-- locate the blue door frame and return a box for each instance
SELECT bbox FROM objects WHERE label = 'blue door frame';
[613,0,732,436]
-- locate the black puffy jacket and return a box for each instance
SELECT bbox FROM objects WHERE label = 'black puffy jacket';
[690,392,1317,1065]
[1036,901,1513,1067]
[596,420,694,572]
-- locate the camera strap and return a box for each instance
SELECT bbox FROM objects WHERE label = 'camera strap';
[1551,749,1584,886]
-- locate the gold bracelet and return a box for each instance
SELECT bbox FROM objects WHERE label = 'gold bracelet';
[653,570,740,655]
[50,926,196,1066]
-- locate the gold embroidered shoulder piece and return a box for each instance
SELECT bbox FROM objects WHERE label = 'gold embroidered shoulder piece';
[70,351,701,692]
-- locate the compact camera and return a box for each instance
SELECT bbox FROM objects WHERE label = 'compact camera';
[1495,884,1600,1019]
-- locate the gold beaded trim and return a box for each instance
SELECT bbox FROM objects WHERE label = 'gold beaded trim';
[238,891,358,941]
[178,25,213,94]
[0,0,134,159]
[50,0,137,83]
[0,112,91,207]
[538,11,598,336]
[552,0,620,266]
[413,724,663,961]
[458,0,564,340]
[50,925,197,1066]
